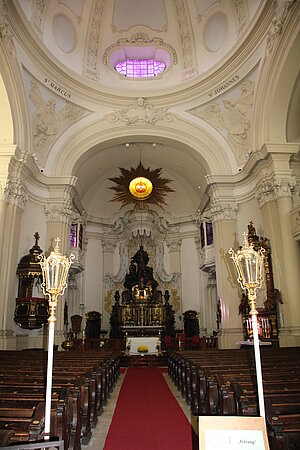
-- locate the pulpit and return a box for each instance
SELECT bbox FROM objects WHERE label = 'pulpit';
[14,233,49,329]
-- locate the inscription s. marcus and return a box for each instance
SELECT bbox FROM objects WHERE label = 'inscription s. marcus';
[208,75,240,97]
[44,78,71,99]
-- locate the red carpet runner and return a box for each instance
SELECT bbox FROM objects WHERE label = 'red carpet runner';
[104,367,198,450]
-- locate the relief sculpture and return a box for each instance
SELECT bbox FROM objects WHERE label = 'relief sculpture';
[196,79,255,166]
[29,80,85,165]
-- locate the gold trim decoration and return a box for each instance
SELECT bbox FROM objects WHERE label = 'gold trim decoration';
[104,289,113,314]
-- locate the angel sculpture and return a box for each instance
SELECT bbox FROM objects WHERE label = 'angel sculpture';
[29,80,84,164]
[197,80,255,165]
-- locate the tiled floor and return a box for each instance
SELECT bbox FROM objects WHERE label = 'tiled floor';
[84,369,198,450]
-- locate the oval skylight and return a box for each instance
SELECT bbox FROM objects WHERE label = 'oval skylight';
[115,58,166,78]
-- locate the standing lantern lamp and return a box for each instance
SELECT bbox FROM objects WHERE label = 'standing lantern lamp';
[39,238,74,440]
[229,233,266,418]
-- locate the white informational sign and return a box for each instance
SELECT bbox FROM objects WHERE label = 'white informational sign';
[199,416,270,450]
[205,430,265,450]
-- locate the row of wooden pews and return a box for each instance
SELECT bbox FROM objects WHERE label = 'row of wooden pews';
[0,349,121,449]
[168,347,300,450]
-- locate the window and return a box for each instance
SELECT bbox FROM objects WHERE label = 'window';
[70,223,83,249]
[115,59,165,78]
[206,222,213,246]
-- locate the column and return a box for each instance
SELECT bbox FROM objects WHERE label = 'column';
[167,232,182,327]
[102,238,117,331]
[0,176,27,349]
[44,181,77,345]
[210,200,244,348]
[256,175,300,346]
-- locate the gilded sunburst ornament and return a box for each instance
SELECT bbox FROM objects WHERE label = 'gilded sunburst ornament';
[109,162,174,209]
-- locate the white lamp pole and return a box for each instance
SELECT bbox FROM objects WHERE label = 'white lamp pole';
[229,233,265,418]
[39,238,74,440]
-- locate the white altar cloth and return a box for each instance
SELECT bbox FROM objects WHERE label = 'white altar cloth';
[127,336,159,355]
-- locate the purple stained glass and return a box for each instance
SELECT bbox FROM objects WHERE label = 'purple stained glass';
[70,223,77,248]
[115,59,166,78]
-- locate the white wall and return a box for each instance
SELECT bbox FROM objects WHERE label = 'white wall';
[84,238,103,314]
[180,237,200,314]
[17,200,47,262]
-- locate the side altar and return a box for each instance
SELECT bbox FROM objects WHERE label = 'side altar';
[109,245,175,341]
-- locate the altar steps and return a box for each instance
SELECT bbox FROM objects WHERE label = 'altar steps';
[121,354,168,367]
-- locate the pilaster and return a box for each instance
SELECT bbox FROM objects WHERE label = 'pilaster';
[0,175,27,349]
[209,199,244,348]
[44,178,79,341]
[256,173,300,345]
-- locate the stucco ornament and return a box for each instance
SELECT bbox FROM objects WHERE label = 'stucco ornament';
[197,80,255,166]
[29,80,85,165]
[110,97,173,126]
[234,0,250,34]
[266,0,297,54]
[174,0,196,79]
[84,0,104,80]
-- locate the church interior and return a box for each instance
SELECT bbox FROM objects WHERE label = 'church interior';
[0,0,300,449]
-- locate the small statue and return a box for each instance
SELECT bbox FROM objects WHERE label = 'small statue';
[164,290,170,305]
[114,290,120,305]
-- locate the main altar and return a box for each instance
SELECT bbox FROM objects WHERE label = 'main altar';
[109,245,175,345]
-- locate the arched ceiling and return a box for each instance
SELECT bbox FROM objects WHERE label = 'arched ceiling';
[17,0,262,93]
[75,140,207,219]
[8,0,299,222]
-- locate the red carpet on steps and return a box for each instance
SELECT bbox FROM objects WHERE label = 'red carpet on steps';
[104,367,198,450]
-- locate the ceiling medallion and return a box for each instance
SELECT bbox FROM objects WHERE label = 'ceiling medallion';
[109,162,174,210]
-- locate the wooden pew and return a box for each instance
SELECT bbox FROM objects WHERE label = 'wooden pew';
[0,349,121,449]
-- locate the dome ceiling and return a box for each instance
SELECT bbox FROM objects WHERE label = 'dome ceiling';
[12,0,297,223]
[18,0,262,93]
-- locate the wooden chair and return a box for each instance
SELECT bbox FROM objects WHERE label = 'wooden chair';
[164,335,172,350]
[70,314,82,339]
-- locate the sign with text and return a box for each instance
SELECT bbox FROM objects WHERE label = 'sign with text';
[199,416,270,450]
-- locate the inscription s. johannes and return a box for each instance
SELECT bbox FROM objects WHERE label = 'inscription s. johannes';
[44,78,71,99]
[208,75,240,97]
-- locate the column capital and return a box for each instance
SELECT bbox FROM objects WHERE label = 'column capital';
[166,238,182,252]
[101,239,117,253]
[210,200,238,223]
[256,175,296,207]
[0,177,28,210]
[44,199,73,224]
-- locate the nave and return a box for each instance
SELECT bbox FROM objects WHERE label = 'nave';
[94,367,198,450]
[1,347,300,449]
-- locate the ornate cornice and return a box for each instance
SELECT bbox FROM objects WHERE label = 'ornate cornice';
[256,175,296,207]
[210,200,239,223]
